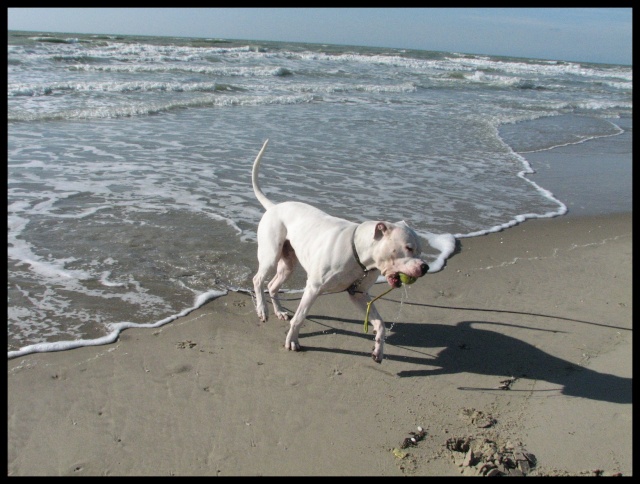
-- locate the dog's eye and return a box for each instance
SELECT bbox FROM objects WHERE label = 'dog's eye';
[405,246,414,253]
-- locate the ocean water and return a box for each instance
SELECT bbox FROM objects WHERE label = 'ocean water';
[7,31,632,358]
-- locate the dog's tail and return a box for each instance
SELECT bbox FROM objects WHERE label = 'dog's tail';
[251,139,275,210]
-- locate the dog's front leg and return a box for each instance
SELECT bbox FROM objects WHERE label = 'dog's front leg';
[284,284,320,351]
[349,292,386,363]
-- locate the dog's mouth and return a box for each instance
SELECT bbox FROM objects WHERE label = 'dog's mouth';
[387,273,402,288]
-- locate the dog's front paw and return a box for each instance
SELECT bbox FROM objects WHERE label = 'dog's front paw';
[371,345,384,363]
[284,339,300,351]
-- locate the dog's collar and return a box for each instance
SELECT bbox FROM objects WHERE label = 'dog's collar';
[351,226,368,273]
[348,226,370,295]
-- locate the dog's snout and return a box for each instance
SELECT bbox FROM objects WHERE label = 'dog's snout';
[420,262,429,275]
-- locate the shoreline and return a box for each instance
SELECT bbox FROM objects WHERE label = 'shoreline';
[8,117,631,356]
[7,209,616,360]
[8,211,632,476]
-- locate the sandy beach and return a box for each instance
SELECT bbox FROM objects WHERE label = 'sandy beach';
[7,212,632,476]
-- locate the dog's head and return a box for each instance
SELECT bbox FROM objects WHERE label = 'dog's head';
[369,221,429,288]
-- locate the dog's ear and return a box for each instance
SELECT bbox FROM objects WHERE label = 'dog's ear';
[374,222,391,240]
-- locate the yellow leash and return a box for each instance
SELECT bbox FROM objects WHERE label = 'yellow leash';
[363,273,418,333]
[363,286,395,333]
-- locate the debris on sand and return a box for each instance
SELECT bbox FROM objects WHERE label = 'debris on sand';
[496,377,517,390]
[446,436,537,476]
[400,426,427,449]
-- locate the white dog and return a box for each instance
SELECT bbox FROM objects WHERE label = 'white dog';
[251,140,429,362]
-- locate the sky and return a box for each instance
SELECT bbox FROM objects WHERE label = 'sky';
[7,8,633,65]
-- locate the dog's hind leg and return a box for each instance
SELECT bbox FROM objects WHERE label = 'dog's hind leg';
[253,240,281,322]
[253,211,290,322]
[267,240,297,320]
[253,266,271,322]
[284,283,321,351]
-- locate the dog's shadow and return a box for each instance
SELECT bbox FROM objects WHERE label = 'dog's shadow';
[302,314,631,405]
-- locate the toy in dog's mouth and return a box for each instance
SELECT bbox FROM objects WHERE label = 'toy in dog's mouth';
[387,272,418,288]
